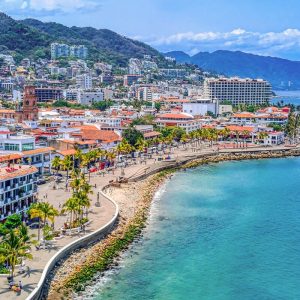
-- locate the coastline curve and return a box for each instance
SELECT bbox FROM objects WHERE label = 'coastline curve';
[25,191,119,300]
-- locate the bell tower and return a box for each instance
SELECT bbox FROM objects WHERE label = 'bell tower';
[23,86,38,121]
[15,86,39,123]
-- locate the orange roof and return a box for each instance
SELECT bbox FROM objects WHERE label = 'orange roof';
[0,153,24,163]
[0,165,38,181]
[22,147,55,156]
[164,99,190,103]
[57,149,76,156]
[0,109,15,114]
[226,125,254,133]
[158,113,193,119]
[76,129,121,143]
[143,131,161,138]
[232,113,255,118]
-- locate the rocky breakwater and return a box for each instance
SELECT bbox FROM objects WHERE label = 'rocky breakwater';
[183,148,300,169]
[47,171,173,300]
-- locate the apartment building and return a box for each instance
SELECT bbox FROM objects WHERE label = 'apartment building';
[51,43,88,60]
[0,134,53,176]
[0,165,38,221]
[76,74,93,90]
[203,77,272,105]
[155,113,202,133]
[77,90,104,106]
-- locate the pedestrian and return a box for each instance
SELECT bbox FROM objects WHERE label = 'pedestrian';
[97,192,100,201]
[19,280,22,289]
[94,183,97,188]
[26,266,31,277]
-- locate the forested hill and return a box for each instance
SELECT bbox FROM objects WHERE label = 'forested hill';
[0,12,163,66]
[165,50,300,89]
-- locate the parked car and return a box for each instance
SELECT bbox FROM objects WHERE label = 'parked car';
[37,179,46,185]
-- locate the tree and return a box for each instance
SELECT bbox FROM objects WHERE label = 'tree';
[62,155,73,179]
[28,202,59,242]
[154,102,161,112]
[0,229,33,280]
[123,128,144,147]
[51,156,62,175]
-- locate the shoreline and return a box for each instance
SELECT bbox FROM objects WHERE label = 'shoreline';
[46,147,300,299]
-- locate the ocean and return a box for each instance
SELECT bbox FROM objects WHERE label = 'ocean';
[91,158,300,300]
[272,90,300,106]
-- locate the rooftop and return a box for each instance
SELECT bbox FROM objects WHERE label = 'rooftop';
[0,165,38,181]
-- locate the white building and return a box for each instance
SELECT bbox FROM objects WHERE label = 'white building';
[76,74,93,90]
[183,99,218,116]
[0,165,38,221]
[155,113,202,133]
[203,77,272,106]
[78,90,104,106]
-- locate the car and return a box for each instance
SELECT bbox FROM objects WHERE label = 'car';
[28,223,40,229]
[37,179,46,185]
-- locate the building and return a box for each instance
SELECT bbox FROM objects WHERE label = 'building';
[155,113,202,133]
[70,45,88,59]
[77,90,104,106]
[51,43,88,60]
[160,69,188,78]
[76,74,93,90]
[203,77,272,106]
[51,43,70,60]
[15,86,39,122]
[0,164,38,221]
[137,87,153,101]
[0,133,54,175]
[124,75,141,86]
[182,99,218,116]
[35,87,63,103]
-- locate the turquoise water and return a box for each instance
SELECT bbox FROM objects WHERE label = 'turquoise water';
[94,158,300,300]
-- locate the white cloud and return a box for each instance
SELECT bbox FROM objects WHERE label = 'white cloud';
[1,0,101,12]
[142,28,300,59]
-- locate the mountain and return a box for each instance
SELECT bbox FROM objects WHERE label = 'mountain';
[0,12,162,66]
[165,50,300,89]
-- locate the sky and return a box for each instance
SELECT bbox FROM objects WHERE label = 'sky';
[2,0,300,60]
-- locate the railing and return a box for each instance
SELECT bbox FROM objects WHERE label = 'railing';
[26,190,119,300]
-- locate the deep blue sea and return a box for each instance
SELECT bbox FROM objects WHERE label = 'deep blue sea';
[272,90,300,105]
[92,158,300,300]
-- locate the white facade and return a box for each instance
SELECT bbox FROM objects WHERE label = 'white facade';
[78,90,104,106]
[0,165,38,221]
[76,74,93,90]
[183,100,218,116]
[203,77,272,105]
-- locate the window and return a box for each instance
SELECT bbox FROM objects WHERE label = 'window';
[22,143,34,151]
[4,143,20,151]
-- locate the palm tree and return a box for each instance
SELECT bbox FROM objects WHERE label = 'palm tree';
[242,130,250,147]
[0,230,33,280]
[61,196,79,227]
[28,202,59,242]
[62,155,73,180]
[51,156,62,175]
[258,132,268,145]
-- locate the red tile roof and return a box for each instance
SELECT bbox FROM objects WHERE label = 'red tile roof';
[0,165,38,181]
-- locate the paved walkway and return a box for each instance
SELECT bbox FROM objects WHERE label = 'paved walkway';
[0,143,299,299]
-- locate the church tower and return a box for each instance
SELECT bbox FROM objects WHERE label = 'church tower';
[23,86,38,121]
[15,86,39,123]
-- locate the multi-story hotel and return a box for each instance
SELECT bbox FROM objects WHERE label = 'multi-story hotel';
[0,165,38,221]
[203,77,272,106]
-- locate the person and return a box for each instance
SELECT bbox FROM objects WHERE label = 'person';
[26,266,31,277]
